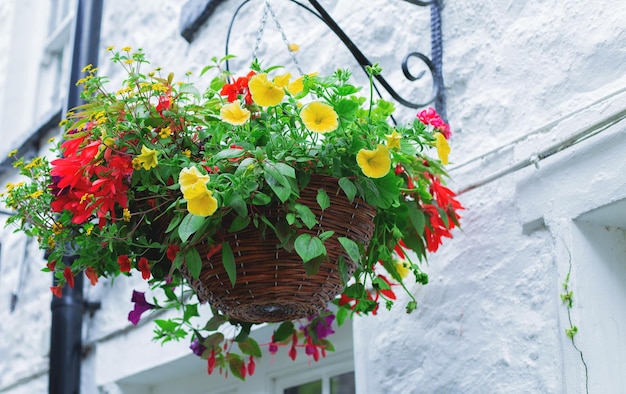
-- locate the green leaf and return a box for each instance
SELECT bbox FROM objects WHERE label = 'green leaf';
[295,203,317,229]
[318,230,335,242]
[221,242,237,286]
[316,188,330,211]
[336,306,349,326]
[406,201,425,236]
[204,315,228,331]
[214,148,246,160]
[252,192,271,205]
[337,255,349,285]
[338,177,357,202]
[203,332,225,349]
[238,337,263,357]
[178,213,205,243]
[183,303,200,322]
[272,162,296,179]
[264,172,291,203]
[294,234,326,263]
[228,193,248,216]
[179,83,201,101]
[228,355,245,380]
[372,276,391,290]
[343,283,365,298]
[155,319,178,332]
[303,255,324,276]
[184,247,202,279]
[228,215,250,232]
[234,157,257,176]
[338,237,361,265]
[273,321,295,342]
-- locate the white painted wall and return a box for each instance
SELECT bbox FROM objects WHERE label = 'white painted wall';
[1,0,625,393]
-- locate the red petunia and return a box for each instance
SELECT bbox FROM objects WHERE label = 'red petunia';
[166,244,180,262]
[85,266,99,286]
[220,71,256,105]
[118,255,131,273]
[137,257,151,280]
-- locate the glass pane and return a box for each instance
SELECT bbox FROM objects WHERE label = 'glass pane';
[284,379,322,394]
[330,371,356,394]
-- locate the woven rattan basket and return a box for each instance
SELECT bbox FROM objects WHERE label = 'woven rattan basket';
[182,175,376,323]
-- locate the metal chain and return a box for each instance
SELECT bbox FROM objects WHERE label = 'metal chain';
[253,1,303,75]
[252,2,270,61]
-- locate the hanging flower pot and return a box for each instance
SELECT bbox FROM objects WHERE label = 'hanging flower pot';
[183,174,376,322]
[2,48,463,379]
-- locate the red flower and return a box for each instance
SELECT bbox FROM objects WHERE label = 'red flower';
[166,244,180,262]
[85,267,98,286]
[206,243,223,260]
[64,266,75,288]
[137,257,151,280]
[220,71,256,105]
[417,107,451,139]
[156,94,171,112]
[247,355,256,376]
[50,285,63,298]
[47,260,56,271]
[207,349,216,375]
[118,255,131,273]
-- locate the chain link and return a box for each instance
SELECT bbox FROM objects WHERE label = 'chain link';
[253,1,303,75]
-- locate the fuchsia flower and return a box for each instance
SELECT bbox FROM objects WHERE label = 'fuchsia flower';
[128,290,155,325]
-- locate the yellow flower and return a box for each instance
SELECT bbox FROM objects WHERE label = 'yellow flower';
[385,130,402,149]
[287,76,304,96]
[122,208,131,222]
[106,45,114,52]
[179,166,210,196]
[249,73,284,107]
[8,149,18,157]
[288,43,300,52]
[356,144,391,178]
[28,190,43,199]
[85,224,94,236]
[123,59,134,65]
[186,187,219,217]
[122,46,131,52]
[395,260,411,279]
[182,149,191,158]
[273,73,291,88]
[132,158,142,170]
[300,101,338,133]
[136,145,159,170]
[47,236,55,249]
[159,127,172,139]
[220,100,251,126]
[51,222,63,235]
[435,132,450,165]
[181,181,219,217]
[81,64,93,73]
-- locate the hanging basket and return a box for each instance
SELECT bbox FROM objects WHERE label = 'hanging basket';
[182,175,376,323]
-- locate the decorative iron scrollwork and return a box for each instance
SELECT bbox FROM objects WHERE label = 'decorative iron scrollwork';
[222,0,446,117]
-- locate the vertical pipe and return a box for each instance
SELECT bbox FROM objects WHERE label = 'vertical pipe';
[49,1,102,393]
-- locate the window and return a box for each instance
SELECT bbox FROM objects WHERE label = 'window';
[283,371,355,394]
[34,0,75,119]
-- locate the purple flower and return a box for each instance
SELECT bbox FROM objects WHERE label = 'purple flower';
[310,312,335,339]
[127,290,155,325]
[189,338,207,357]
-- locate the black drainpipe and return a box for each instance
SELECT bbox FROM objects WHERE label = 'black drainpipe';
[49,1,103,393]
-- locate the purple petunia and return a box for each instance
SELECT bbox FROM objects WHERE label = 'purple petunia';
[127,290,155,325]
[189,337,207,357]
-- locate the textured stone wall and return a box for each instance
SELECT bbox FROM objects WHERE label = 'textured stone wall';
[1,0,625,392]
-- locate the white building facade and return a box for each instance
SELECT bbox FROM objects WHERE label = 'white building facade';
[0,0,625,393]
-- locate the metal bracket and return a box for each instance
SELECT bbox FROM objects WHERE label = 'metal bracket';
[180,0,446,117]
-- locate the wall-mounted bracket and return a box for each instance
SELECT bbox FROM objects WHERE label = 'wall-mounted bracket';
[181,0,446,118]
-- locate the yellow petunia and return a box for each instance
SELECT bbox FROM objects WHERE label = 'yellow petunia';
[273,73,291,88]
[220,100,251,126]
[136,145,159,170]
[395,260,411,279]
[300,101,338,133]
[356,144,391,178]
[249,73,284,107]
[179,166,210,196]
[185,184,218,217]
[435,132,450,165]
[287,76,304,96]
[385,130,402,149]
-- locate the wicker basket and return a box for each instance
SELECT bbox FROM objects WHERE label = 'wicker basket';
[182,175,376,323]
